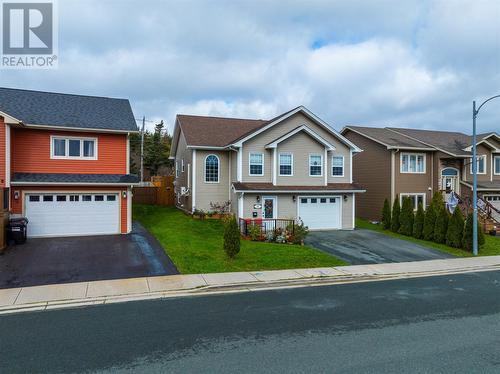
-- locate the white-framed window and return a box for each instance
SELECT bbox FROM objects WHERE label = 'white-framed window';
[470,155,486,174]
[205,154,220,183]
[175,161,179,177]
[181,159,185,173]
[495,156,500,175]
[249,153,264,176]
[400,193,426,210]
[279,153,293,176]
[309,154,323,176]
[331,155,344,177]
[50,136,97,160]
[400,153,425,173]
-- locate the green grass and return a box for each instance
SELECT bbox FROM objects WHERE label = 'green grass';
[133,204,347,274]
[356,218,500,257]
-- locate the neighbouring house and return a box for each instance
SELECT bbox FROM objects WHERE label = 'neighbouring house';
[170,106,365,230]
[0,87,139,237]
[341,126,500,226]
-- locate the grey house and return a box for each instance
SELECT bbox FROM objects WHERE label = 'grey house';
[170,106,365,230]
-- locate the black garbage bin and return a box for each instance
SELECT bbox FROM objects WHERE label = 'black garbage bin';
[7,217,28,245]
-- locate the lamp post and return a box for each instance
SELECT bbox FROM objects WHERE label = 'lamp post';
[472,94,500,256]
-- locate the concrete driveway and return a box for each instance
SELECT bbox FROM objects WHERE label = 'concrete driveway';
[0,222,178,289]
[305,229,454,265]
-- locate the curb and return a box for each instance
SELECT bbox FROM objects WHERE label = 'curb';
[1,264,499,316]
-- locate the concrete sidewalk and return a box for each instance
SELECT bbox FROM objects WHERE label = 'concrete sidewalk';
[1,256,500,315]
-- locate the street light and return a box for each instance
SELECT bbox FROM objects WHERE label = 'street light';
[472,94,500,256]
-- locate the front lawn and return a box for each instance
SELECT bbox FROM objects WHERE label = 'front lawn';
[356,218,500,257]
[133,205,346,274]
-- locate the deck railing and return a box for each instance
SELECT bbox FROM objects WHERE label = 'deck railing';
[239,218,295,237]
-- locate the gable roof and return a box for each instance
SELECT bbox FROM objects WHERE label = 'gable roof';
[0,87,138,132]
[172,106,362,156]
[343,126,434,150]
[265,125,336,150]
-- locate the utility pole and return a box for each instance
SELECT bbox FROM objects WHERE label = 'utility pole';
[140,116,145,184]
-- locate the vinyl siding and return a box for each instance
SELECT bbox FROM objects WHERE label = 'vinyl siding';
[174,131,192,212]
[194,150,230,211]
[11,128,127,174]
[395,151,433,208]
[10,186,129,234]
[343,130,391,221]
[0,117,5,187]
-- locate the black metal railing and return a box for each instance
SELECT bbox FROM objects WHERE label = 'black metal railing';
[239,218,295,237]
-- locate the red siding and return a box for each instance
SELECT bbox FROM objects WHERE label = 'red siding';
[11,186,129,234]
[11,128,127,174]
[0,117,5,187]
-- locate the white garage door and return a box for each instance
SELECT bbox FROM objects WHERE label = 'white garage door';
[485,195,500,222]
[25,193,120,237]
[298,196,341,230]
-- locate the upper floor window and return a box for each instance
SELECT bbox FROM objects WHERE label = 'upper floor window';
[470,155,486,174]
[401,153,425,173]
[181,159,185,173]
[249,153,264,176]
[279,153,293,176]
[309,154,323,176]
[51,136,97,160]
[495,156,500,175]
[332,156,344,177]
[175,161,179,177]
[205,154,219,183]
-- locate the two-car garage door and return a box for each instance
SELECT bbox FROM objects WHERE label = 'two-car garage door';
[25,193,120,237]
[298,196,341,230]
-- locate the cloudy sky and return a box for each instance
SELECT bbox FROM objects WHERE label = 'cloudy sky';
[1,0,499,133]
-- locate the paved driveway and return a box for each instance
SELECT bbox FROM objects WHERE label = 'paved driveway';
[0,222,178,289]
[305,229,454,265]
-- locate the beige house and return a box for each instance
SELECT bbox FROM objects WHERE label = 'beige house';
[341,126,500,225]
[170,106,365,230]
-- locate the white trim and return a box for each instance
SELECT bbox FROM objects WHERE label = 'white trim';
[0,110,21,124]
[228,154,231,201]
[331,155,345,177]
[24,123,138,134]
[470,154,487,175]
[324,148,328,186]
[265,124,336,151]
[262,196,277,219]
[5,124,10,187]
[400,152,426,174]
[391,151,396,203]
[186,145,227,150]
[187,164,191,190]
[175,161,179,178]
[349,149,353,183]
[272,148,277,185]
[181,158,185,173]
[204,154,220,183]
[127,187,132,233]
[494,156,500,176]
[278,152,294,176]
[126,134,130,174]
[232,106,362,152]
[400,193,426,210]
[233,188,366,193]
[309,153,323,177]
[237,147,242,182]
[352,193,356,229]
[238,192,244,218]
[248,152,264,176]
[297,195,343,230]
[50,135,98,160]
[192,149,197,212]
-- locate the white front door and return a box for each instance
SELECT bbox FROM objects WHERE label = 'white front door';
[25,193,121,237]
[298,196,342,230]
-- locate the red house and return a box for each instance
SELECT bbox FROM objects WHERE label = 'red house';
[0,87,139,237]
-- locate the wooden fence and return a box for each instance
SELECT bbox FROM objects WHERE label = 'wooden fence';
[133,176,175,206]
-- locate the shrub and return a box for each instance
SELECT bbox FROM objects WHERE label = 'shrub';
[413,203,425,239]
[423,205,437,241]
[399,197,414,236]
[288,220,309,245]
[209,201,231,215]
[433,205,449,244]
[462,213,486,252]
[223,215,241,258]
[390,197,401,233]
[248,223,262,241]
[382,198,392,230]
[446,207,464,248]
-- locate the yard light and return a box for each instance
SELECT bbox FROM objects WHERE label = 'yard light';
[472,94,500,256]
[122,191,127,199]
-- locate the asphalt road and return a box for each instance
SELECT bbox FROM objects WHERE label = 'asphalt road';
[2,271,500,373]
[306,229,454,264]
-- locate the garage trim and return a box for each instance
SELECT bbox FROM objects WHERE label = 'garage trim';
[296,195,343,230]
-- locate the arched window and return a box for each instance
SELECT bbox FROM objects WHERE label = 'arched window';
[441,168,458,176]
[205,154,219,183]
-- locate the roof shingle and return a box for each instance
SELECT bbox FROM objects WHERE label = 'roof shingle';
[12,173,139,184]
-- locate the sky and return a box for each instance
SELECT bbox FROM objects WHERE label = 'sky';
[1,0,499,134]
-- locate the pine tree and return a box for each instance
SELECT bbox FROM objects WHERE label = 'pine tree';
[433,205,449,244]
[423,205,437,241]
[463,213,486,251]
[381,198,391,230]
[399,197,415,236]
[390,197,401,233]
[413,203,425,239]
[223,215,241,258]
[446,207,464,248]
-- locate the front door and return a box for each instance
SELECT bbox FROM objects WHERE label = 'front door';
[441,168,459,200]
[262,196,276,219]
